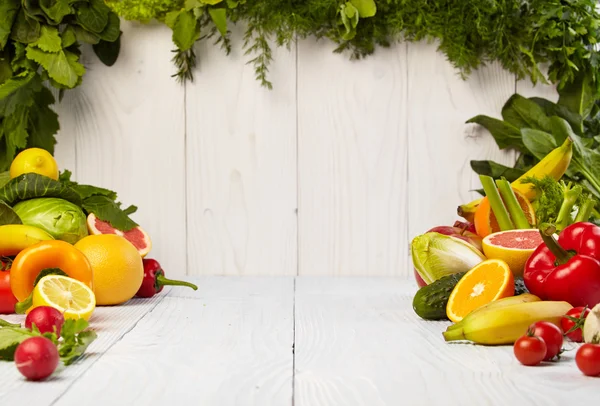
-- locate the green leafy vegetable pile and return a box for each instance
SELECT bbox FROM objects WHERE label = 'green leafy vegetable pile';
[0,0,121,170]
[469,69,600,226]
[0,170,138,232]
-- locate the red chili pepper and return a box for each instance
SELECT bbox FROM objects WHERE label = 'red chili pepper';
[524,222,600,308]
[0,258,18,314]
[135,259,198,298]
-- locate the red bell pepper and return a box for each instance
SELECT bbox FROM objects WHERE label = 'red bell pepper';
[136,259,198,298]
[524,222,600,308]
[0,258,18,314]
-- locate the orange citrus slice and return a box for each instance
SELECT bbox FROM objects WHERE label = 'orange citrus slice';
[474,189,535,238]
[482,229,543,277]
[446,259,515,322]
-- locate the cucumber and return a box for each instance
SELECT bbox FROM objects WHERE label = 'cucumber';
[412,273,529,321]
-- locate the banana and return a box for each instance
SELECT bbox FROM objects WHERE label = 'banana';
[457,137,573,222]
[0,224,54,256]
[443,300,573,345]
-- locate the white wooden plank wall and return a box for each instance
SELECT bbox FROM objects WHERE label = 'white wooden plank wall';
[53,22,555,277]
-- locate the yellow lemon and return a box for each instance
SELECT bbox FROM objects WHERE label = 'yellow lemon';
[32,275,96,321]
[10,148,59,180]
[74,234,143,306]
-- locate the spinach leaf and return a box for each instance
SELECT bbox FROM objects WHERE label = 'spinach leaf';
[0,201,21,225]
[82,195,138,231]
[0,172,9,188]
[93,35,120,67]
[501,94,552,133]
[466,115,525,151]
[470,160,525,182]
[529,97,583,135]
[0,173,81,205]
[521,129,556,161]
[558,70,595,121]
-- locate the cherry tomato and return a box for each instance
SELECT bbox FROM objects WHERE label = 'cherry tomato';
[514,335,547,366]
[529,321,563,361]
[575,343,600,377]
[561,306,591,342]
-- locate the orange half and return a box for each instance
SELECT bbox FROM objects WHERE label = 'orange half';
[446,259,515,323]
[474,189,536,238]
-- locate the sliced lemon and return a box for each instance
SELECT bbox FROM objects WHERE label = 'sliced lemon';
[32,275,96,321]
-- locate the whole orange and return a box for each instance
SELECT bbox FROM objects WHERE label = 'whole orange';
[74,234,143,305]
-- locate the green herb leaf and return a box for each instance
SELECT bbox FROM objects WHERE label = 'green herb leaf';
[0,0,20,49]
[521,129,557,161]
[26,86,59,153]
[31,25,62,52]
[350,0,376,18]
[0,201,22,225]
[98,12,121,42]
[93,35,121,67]
[10,10,41,44]
[208,8,227,37]
[73,25,100,45]
[466,115,525,152]
[203,0,224,5]
[501,94,552,133]
[529,97,583,135]
[61,26,77,48]
[58,319,97,366]
[558,69,595,120]
[0,172,9,188]
[172,10,200,52]
[26,47,85,89]
[40,0,73,24]
[0,327,36,361]
[0,173,82,206]
[76,0,110,34]
[82,195,138,231]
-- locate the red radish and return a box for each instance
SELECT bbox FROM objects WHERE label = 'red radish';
[25,306,65,336]
[14,336,59,381]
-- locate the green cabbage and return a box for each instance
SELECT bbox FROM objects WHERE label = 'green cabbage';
[13,198,88,244]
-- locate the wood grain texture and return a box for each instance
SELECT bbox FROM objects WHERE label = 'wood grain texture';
[297,40,409,276]
[407,42,517,247]
[185,24,297,276]
[295,277,598,406]
[0,292,168,404]
[56,22,187,276]
[55,277,294,406]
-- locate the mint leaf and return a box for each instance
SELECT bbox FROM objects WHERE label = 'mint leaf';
[82,195,138,231]
[40,0,72,24]
[10,10,41,44]
[76,0,110,34]
[350,0,376,18]
[172,10,200,52]
[0,201,21,226]
[31,25,62,53]
[208,8,227,36]
[0,0,20,49]
[26,47,85,88]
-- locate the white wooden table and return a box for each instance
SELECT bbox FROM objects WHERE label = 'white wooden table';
[0,277,597,405]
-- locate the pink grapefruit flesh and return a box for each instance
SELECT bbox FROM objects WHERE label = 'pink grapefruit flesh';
[485,229,543,250]
[86,213,152,257]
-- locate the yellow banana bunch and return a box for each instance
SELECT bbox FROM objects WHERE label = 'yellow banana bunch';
[443,295,572,345]
[458,137,573,222]
[0,224,54,256]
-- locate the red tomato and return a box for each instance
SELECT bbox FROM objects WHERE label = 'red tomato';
[576,344,600,377]
[514,335,547,366]
[529,321,563,361]
[561,306,591,342]
[0,260,17,314]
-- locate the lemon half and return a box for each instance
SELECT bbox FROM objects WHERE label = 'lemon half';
[32,275,96,320]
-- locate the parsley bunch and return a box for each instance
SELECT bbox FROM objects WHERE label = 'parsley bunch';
[0,0,121,170]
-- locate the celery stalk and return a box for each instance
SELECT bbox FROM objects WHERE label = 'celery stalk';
[479,175,514,231]
[496,178,531,229]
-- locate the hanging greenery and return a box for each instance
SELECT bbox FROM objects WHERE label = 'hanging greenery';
[1,0,600,170]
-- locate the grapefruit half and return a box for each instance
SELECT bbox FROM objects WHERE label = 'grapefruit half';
[86,213,152,257]
[482,229,543,277]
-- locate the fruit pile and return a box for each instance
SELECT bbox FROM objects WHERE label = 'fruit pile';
[412,138,600,377]
[0,149,198,381]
